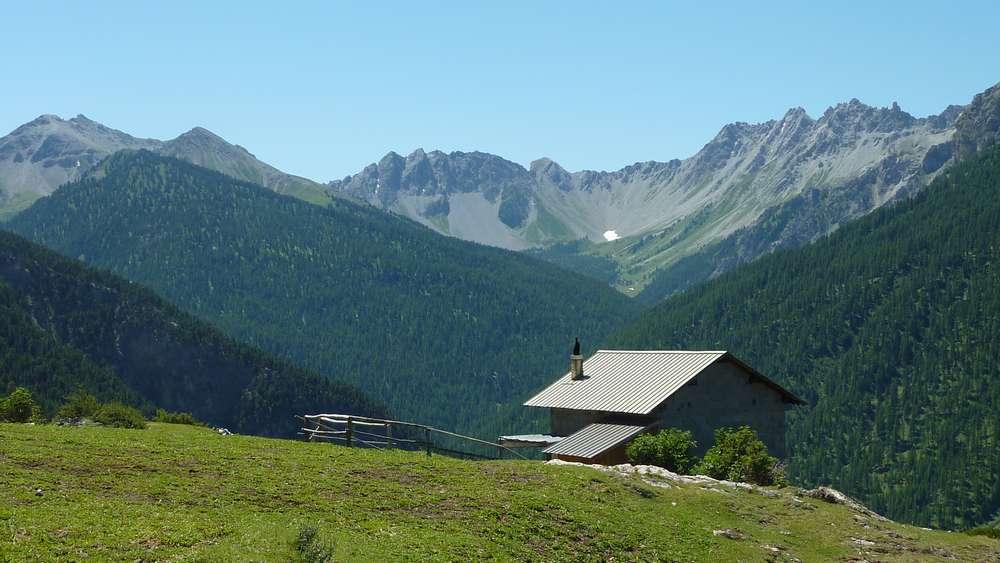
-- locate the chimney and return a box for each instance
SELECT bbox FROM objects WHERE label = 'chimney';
[570,337,584,380]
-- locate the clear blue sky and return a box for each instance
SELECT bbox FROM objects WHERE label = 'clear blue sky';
[4,1,998,181]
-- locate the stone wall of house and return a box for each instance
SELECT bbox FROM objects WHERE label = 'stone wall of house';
[651,360,789,458]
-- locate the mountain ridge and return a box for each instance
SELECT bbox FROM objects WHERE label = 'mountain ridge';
[329,91,975,293]
[0,114,333,218]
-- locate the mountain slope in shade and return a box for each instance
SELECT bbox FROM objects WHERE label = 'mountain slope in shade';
[0,114,332,218]
[609,143,1000,528]
[6,151,641,438]
[331,92,985,293]
[0,229,382,436]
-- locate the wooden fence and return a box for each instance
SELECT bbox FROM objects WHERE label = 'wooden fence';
[297,413,527,460]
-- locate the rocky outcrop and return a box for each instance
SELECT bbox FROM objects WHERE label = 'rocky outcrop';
[954,82,1000,160]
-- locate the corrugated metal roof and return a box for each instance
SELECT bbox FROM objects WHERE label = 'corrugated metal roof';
[524,350,726,414]
[543,422,648,458]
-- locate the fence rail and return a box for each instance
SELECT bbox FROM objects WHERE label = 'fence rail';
[297,413,527,460]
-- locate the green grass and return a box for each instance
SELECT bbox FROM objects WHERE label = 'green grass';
[1,423,997,561]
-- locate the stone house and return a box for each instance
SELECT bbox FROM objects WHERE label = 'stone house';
[518,343,805,465]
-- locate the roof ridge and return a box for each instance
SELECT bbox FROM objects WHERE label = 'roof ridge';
[594,350,728,354]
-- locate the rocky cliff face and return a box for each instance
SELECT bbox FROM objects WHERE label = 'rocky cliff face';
[330,94,969,289]
[0,115,331,219]
[330,149,539,249]
[954,82,1000,161]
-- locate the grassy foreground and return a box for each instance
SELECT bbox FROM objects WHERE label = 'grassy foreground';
[1,423,997,562]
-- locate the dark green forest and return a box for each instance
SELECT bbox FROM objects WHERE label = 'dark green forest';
[0,230,381,436]
[6,151,641,439]
[610,144,1000,529]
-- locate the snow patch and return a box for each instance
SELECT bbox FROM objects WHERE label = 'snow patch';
[603,229,621,241]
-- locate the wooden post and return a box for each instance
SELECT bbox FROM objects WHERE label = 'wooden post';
[386,423,393,449]
[346,418,353,448]
[308,420,321,442]
[496,438,503,460]
[425,427,432,457]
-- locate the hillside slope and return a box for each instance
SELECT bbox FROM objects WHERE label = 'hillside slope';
[609,144,1000,528]
[0,114,331,219]
[0,230,381,436]
[6,151,641,438]
[3,422,998,561]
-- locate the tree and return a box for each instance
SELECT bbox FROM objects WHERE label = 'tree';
[57,386,101,419]
[1,387,40,422]
[694,426,780,486]
[626,428,698,473]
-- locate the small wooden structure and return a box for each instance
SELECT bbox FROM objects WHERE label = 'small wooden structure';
[298,413,526,460]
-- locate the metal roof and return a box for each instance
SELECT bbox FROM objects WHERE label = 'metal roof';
[524,350,805,414]
[543,422,648,458]
[525,350,725,414]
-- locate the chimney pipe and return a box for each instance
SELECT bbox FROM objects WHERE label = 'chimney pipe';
[570,338,584,380]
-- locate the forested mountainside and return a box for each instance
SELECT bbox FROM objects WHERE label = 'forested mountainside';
[0,230,381,436]
[0,114,331,219]
[609,144,1000,529]
[330,92,978,294]
[7,151,641,438]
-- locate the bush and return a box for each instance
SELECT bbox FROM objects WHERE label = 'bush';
[57,386,101,419]
[94,402,147,429]
[964,526,1000,539]
[626,428,698,473]
[153,409,203,426]
[694,426,781,485]
[293,525,334,562]
[0,387,41,423]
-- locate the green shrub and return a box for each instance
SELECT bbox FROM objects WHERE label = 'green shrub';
[153,409,203,426]
[94,402,147,429]
[694,426,781,485]
[964,526,1000,539]
[626,428,698,473]
[0,387,41,423]
[293,525,334,562]
[57,386,101,419]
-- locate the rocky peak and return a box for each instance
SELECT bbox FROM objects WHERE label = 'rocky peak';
[953,81,1000,160]
[530,157,573,190]
[821,99,917,133]
[926,104,966,130]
